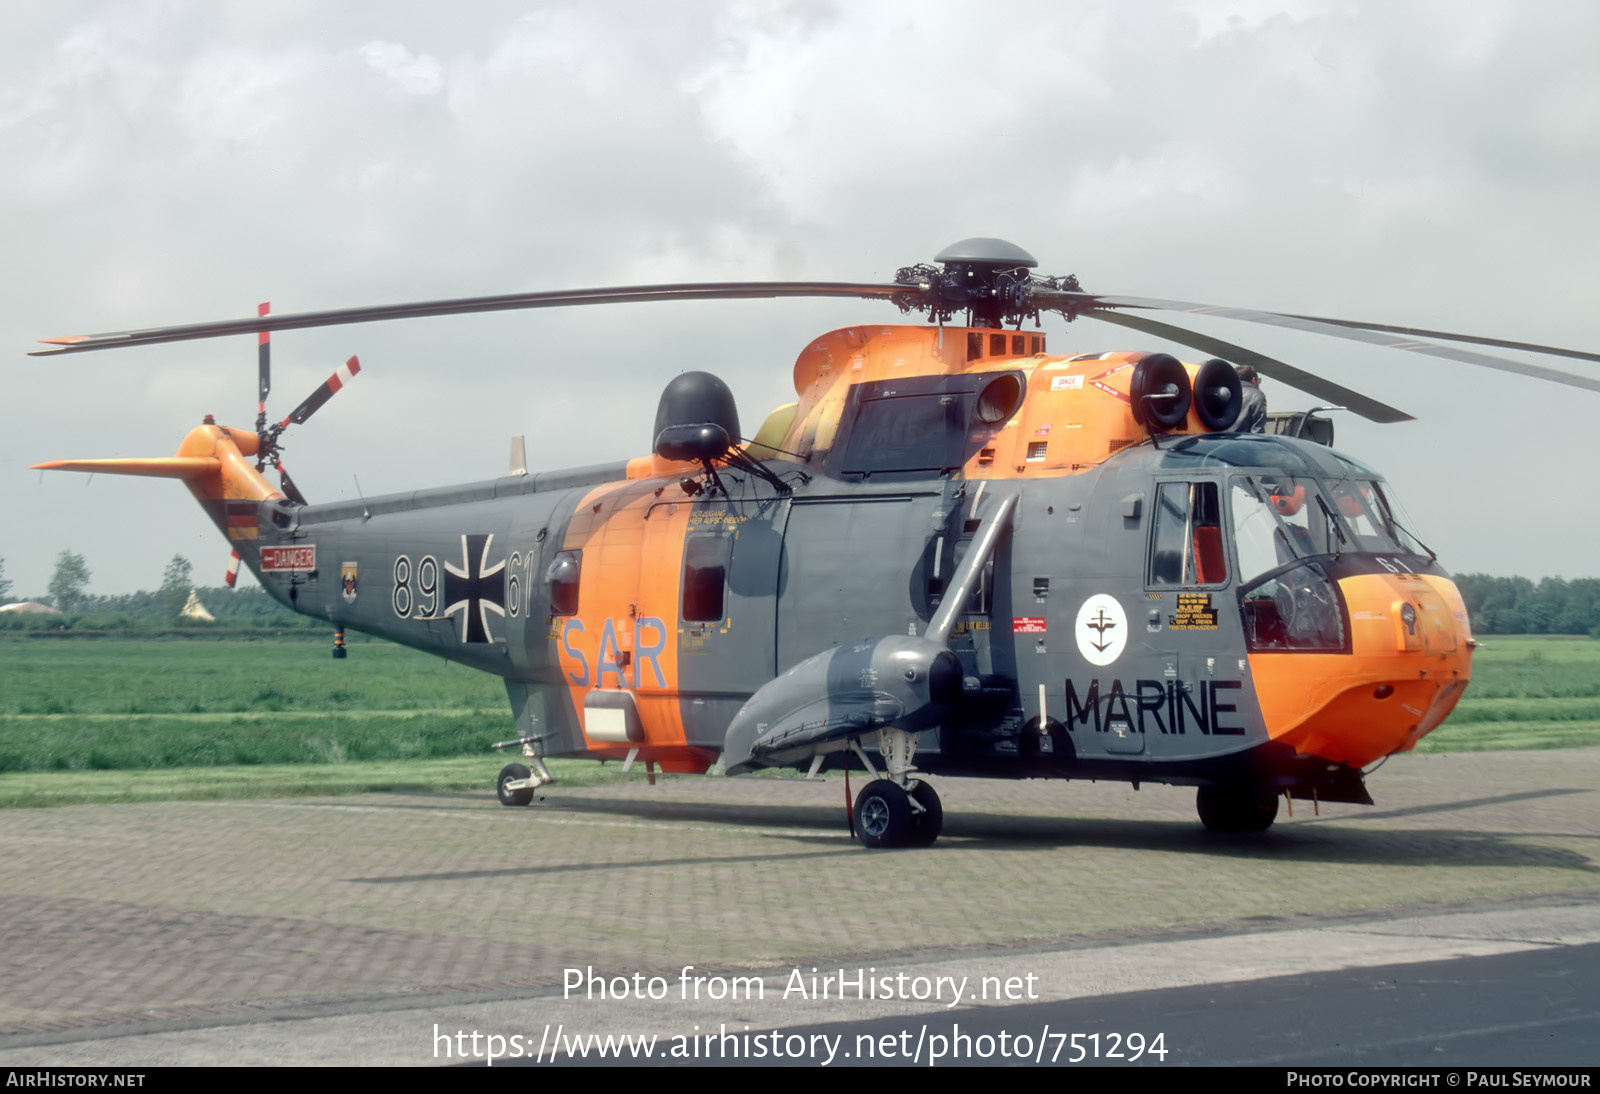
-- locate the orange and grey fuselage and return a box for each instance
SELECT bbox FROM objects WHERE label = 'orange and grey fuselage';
[36,323,1472,827]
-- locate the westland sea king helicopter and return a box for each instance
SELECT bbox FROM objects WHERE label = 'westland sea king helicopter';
[32,239,1600,847]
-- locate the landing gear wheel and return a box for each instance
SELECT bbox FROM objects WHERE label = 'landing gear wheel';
[853,779,915,849]
[1196,786,1278,832]
[908,780,943,847]
[497,763,534,807]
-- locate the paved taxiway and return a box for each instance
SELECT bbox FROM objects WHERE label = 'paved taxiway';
[0,748,1596,1066]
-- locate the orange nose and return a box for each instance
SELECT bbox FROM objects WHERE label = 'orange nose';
[1249,573,1473,766]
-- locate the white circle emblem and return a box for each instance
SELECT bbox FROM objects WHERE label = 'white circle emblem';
[1076,594,1127,667]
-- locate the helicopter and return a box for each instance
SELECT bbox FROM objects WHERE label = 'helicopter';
[30,238,1600,848]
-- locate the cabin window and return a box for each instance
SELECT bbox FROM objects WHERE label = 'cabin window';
[682,535,731,622]
[1149,482,1228,586]
[546,550,581,616]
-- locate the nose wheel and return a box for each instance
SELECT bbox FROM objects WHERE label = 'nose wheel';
[1196,785,1279,832]
[853,778,943,848]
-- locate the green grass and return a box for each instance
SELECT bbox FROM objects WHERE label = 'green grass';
[1,633,1597,806]
[0,636,511,774]
[1414,635,1600,753]
[0,636,507,717]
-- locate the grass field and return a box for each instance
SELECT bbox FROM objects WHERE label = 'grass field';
[0,635,547,805]
[0,632,1595,806]
[1416,634,1600,753]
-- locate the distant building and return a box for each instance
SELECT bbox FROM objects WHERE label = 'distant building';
[0,601,63,615]
[179,590,215,622]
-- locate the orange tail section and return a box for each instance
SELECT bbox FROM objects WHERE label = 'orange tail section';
[33,422,284,547]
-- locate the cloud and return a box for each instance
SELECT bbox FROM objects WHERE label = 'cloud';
[4,0,1599,593]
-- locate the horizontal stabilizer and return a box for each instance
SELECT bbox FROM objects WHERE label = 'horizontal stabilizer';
[31,457,220,480]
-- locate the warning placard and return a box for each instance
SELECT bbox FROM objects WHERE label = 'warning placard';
[1169,592,1219,630]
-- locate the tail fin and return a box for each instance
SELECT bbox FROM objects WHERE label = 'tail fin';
[33,423,284,545]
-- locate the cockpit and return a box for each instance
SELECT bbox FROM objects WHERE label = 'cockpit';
[1150,434,1434,653]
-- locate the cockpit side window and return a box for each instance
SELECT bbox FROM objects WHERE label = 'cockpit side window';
[1230,475,1341,582]
[1231,481,1286,585]
[1149,482,1228,587]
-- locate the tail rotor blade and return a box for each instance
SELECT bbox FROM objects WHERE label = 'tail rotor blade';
[280,356,361,428]
[225,550,241,589]
[276,462,309,506]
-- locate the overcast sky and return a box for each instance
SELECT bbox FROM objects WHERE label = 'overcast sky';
[4,0,1598,597]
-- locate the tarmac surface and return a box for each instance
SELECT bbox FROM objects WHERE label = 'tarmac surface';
[0,747,1596,1066]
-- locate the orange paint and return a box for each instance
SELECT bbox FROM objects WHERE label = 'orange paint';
[33,422,282,538]
[773,328,1218,480]
[555,478,697,760]
[1250,572,1473,766]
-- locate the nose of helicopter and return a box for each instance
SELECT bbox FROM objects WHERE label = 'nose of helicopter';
[1250,571,1474,767]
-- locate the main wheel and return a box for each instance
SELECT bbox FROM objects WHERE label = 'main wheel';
[1196,785,1278,832]
[853,779,915,849]
[908,780,943,847]
[497,763,534,807]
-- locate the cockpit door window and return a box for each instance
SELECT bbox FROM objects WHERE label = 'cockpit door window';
[1149,481,1228,587]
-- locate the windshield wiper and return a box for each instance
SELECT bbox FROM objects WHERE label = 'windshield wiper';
[1317,494,1349,560]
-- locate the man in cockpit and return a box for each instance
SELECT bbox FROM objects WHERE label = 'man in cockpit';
[1232,365,1267,432]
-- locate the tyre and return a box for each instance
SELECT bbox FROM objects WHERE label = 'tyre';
[1196,785,1278,832]
[853,779,914,849]
[497,763,534,807]
[908,780,943,847]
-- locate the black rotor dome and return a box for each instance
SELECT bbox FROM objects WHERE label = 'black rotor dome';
[933,238,1038,269]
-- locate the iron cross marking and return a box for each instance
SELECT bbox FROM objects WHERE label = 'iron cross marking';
[443,533,507,644]
[1087,607,1117,653]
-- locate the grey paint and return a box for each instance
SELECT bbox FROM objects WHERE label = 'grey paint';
[239,429,1421,798]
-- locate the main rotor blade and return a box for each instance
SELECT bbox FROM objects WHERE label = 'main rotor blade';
[1278,313,1600,365]
[1038,291,1600,395]
[1085,309,1415,423]
[33,282,916,355]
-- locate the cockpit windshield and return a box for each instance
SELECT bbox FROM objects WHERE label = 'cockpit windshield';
[1325,478,1430,557]
[1229,473,1428,586]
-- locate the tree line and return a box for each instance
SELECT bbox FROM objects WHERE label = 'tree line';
[0,551,316,632]
[1452,574,1600,638]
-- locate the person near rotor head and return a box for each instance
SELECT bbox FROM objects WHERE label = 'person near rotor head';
[1231,364,1267,432]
